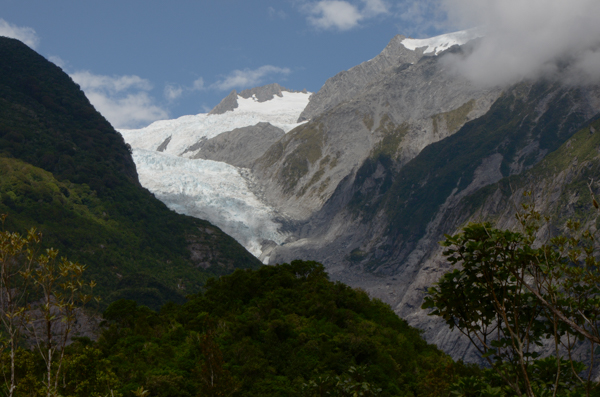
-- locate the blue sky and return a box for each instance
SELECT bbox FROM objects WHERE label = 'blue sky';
[4,1,598,130]
[0,0,453,128]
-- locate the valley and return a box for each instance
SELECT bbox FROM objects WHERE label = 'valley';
[2,2,600,394]
[118,28,600,361]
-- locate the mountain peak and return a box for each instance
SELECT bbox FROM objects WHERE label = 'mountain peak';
[401,28,483,55]
[209,83,303,115]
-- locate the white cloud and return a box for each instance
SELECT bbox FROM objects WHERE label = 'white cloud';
[71,71,152,93]
[0,19,39,49]
[362,0,388,17]
[163,77,205,102]
[304,0,389,31]
[164,84,183,101]
[439,0,600,87]
[71,71,168,129]
[268,7,287,19]
[192,77,205,91]
[307,1,364,31]
[211,66,292,91]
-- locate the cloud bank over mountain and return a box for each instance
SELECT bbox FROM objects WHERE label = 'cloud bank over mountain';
[0,18,39,49]
[441,0,600,86]
[70,71,168,129]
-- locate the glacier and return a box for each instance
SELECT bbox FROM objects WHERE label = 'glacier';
[119,90,311,261]
[119,29,482,261]
[133,149,287,260]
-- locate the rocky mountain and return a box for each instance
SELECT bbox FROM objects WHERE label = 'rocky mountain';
[0,37,261,310]
[209,83,307,115]
[119,29,600,360]
[191,122,284,168]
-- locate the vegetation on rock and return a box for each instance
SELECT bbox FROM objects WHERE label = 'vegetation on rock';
[423,195,600,396]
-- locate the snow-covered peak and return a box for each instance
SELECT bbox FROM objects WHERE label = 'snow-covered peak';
[119,90,311,157]
[234,91,311,117]
[401,28,483,55]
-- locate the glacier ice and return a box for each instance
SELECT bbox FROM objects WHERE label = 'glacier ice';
[133,149,288,260]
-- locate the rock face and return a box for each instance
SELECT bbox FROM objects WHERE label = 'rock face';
[192,122,285,168]
[208,90,239,115]
[253,42,501,220]
[298,35,419,122]
[239,83,294,102]
[263,82,600,362]
[244,35,600,362]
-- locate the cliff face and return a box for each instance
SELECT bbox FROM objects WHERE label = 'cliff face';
[253,43,501,220]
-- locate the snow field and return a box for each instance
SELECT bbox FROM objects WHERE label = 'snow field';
[119,91,310,157]
[402,28,483,55]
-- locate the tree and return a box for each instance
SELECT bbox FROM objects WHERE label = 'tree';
[422,193,600,397]
[25,249,96,397]
[0,214,96,397]
[0,214,39,397]
[196,324,237,397]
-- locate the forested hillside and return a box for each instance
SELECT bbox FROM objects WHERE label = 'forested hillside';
[0,37,261,309]
[72,261,465,397]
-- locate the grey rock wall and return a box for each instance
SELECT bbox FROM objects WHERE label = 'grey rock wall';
[208,89,239,115]
[298,35,423,122]
[192,122,285,168]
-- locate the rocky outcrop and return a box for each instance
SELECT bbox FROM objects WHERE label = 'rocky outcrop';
[192,122,285,168]
[298,35,448,122]
[239,83,298,102]
[208,90,239,115]
[208,83,304,115]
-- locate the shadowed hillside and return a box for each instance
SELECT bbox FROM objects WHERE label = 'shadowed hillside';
[0,37,261,309]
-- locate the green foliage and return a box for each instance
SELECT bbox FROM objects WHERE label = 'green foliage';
[423,197,600,396]
[279,123,325,194]
[93,260,457,397]
[363,114,375,131]
[431,99,475,136]
[62,345,122,397]
[371,116,408,160]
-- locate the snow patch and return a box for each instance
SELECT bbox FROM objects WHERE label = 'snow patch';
[402,28,483,55]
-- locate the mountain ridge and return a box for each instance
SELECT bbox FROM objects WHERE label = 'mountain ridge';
[117,30,600,361]
[0,36,261,309]
[209,83,306,115]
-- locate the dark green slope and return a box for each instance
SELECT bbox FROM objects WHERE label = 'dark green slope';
[97,261,460,397]
[347,82,595,270]
[0,37,261,309]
